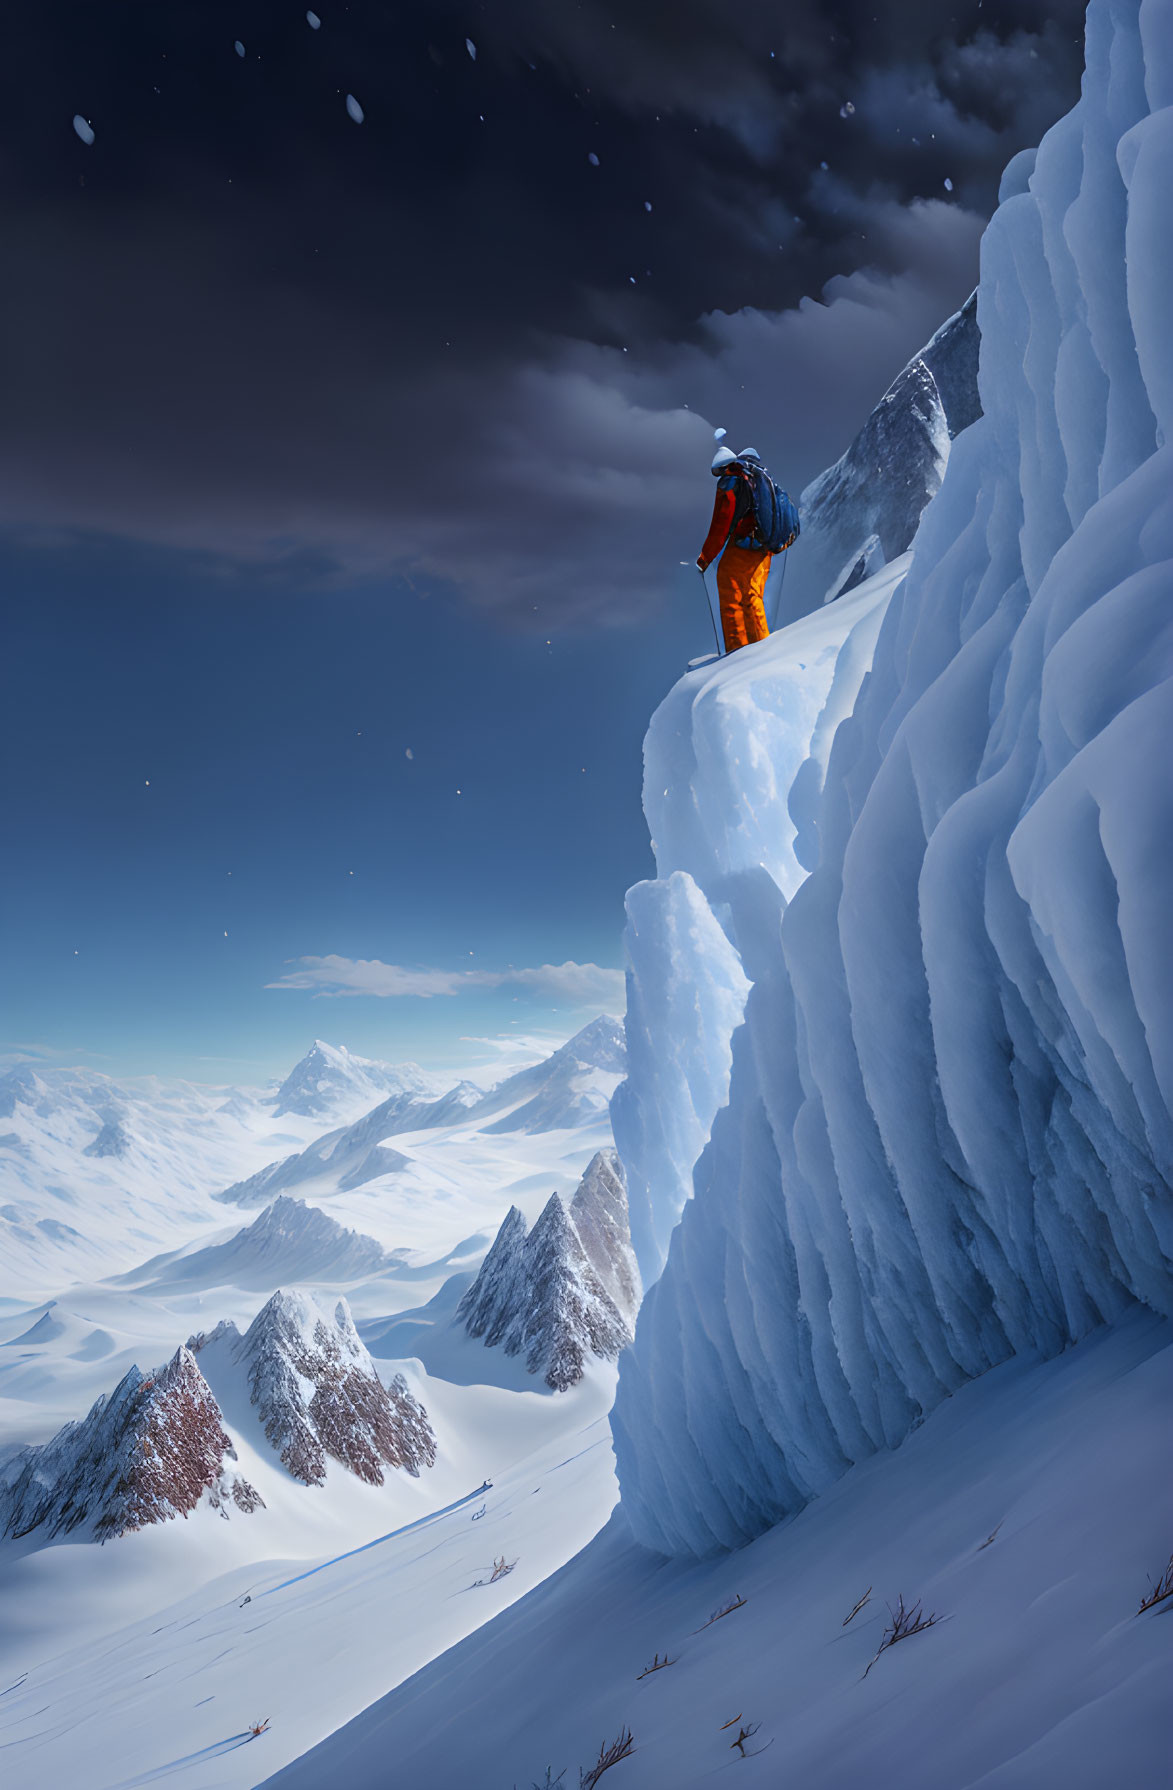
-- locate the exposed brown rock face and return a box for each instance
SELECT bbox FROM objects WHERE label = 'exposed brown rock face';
[235,1290,436,1486]
[0,1346,262,1542]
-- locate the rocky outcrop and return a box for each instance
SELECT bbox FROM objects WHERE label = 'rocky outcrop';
[780,293,980,621]
[568,1149,641,1326]
[0,1346,261,1542]
[83,1115,130,1159]
[457,1150,640,1391]
[212,1290,435,1486]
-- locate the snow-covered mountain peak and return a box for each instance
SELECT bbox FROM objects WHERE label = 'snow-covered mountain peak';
[0,1344,262,1545]
[274,1040,435,1119]
[456,1152,638,1390]
[780,292,979,621]
[230,1288,435,1486]
[554,1016,626,1074]
[568,1149,640,1327]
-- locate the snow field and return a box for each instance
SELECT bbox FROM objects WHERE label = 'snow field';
[261,1313,1173,1790]
[0,1363,619,1790]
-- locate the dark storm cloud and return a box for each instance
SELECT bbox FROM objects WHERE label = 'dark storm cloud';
[0,1,1085,623]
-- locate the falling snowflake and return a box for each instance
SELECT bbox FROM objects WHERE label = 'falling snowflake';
[587,151,599,166]
[466,37,476,60]
[405,747,414,760]
[644,200,652,211]
[944,176,954,191]
[819,159,829,171]
[306,10,321,27]
[346,93,364,123]
[72,115,95,145]
[234,40,245,57]
[840,100,855,117]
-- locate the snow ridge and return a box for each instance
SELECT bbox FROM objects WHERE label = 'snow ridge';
[457,1149,639,1390]
[121,1195,391,1290]
[611,0,1173,1556]
[0,1346,261,1542]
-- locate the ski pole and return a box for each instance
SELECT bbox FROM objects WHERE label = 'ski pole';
[697,566,723,657]
[769,545,791,632]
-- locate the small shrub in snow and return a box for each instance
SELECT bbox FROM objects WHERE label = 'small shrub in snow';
[635,1650,676,1679]
[490,1554,517,1582]
[693,1592,747,1631]
[579,1726,634,1787]
[727,1720,761,1758]
[247,1718,270,1738]
[1136,1555,1173,1615]
[862,1595,946,1677]
[977,1524,1003,1551]
[517,1771,566,1790]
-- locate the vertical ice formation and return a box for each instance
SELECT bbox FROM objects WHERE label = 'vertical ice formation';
[612,0,1173,1557]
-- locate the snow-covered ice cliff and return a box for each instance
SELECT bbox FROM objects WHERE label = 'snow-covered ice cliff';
[611,0,1173,1557]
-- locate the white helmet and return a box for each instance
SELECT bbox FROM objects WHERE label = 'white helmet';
[711,446,739,475]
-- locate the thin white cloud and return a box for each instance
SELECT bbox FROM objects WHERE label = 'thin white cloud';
[266,955,625,1008]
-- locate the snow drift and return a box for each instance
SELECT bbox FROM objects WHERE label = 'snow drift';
[611,0,1173,1557]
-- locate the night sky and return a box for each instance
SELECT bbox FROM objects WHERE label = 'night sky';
[0,1,1086,1081]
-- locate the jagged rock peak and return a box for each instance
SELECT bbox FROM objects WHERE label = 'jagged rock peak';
[236,1289,435,1486]
[456,1153,640,1390]
[569,1150,641,1327]
[0,1345,261,1543]
[779,293,980,622]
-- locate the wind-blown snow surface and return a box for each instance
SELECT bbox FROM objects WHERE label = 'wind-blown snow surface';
[612,0,1173,1557]
[263,1314,1173,1790]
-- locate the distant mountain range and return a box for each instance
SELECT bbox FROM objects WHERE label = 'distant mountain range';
[217,1018,627,1209]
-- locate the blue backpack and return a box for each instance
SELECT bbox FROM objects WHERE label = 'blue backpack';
[740,464,800,553]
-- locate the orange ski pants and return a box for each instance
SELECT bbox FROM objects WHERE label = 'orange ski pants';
[717,543,772,653]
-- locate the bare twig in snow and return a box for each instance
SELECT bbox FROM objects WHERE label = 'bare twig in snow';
[842,1587,872,1625]
[729,1722,760,1758]
[1137,1555,1173,1615]
[977,1524,1003,1551]
[247,1718,270,1738]
[692,1593,747,1632]
[719,1713,742,1730]
[862,1595,946,1678]
[579,1726,635,1787]
[517,1770,567,1790]
[635,1651,676,1679]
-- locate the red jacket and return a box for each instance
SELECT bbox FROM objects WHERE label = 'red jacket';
[698,471,757,570]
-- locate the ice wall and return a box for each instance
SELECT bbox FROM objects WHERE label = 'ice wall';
[611,0,1173,1557]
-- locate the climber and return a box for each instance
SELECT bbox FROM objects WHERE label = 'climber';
[696,447,799,654]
